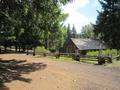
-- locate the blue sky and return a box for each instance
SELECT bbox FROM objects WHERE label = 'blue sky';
[62,0,102,33]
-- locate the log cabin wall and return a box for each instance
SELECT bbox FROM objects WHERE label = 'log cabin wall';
[64,39,78,53]
[63,38,107,53]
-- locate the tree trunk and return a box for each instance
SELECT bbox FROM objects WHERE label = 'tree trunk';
[15,46,18,52]
[4,46,7,52]
[0,47,1,53]
[22,45,26,52]
[117,49,120,55]
[26,46,29,55]
[117,49,120,60]
[19,46,20,52]
[33,47,36,56]
[45,38,48,49]
[44,31,49,49]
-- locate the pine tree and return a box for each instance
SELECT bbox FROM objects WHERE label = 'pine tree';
[80,24,95,39]
[66,24,72,39]
[94,0,120,50]
[71,25,77,38]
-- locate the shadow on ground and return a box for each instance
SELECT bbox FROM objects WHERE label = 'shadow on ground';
[0,58,47,90]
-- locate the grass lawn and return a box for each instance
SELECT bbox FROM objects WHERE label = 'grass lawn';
[80,58,98,64]
[48,56,98,64]
[48,56,80,64]
[107,61,120,67]
[81,60,97,64]
[48,56,120,67]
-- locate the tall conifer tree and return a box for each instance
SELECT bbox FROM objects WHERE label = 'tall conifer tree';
[94,0,120,51]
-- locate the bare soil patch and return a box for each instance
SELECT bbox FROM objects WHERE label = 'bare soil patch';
[0,54,120,90]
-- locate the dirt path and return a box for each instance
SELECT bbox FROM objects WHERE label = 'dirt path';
[0,54,120,90]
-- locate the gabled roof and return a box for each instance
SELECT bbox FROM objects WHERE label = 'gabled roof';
[71,38,106,50]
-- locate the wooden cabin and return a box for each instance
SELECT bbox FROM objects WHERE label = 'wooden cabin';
[64,38,106,53]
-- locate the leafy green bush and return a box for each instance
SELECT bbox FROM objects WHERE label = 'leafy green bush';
[36,46,49,55]
[49,48,56,53]
[87,49,118,56]
[87,51,99,56]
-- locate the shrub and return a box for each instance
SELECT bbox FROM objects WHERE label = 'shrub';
[36,46,49,55]
[87,50,99,56]
[81,50,87,55]
[49,48,56,53]
[87,49,118,56]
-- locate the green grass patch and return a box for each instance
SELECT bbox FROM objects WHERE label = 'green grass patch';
[107,61,120,67]
[48,56,99,64]
[80,58,98,64]
[36,46,49,55]
[48,56,80,63]
[0,82,6,88]
[47,55,120,66]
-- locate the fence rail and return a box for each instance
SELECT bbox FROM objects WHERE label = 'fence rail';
[54,52,120,65]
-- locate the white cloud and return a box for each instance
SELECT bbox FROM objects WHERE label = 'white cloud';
[62,0,90,12]
[64,11,94,33]
[62,0,94,33]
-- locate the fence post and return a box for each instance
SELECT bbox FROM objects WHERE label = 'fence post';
[55,50,60,59]
[74,49,80,61]
[98,55,105,65]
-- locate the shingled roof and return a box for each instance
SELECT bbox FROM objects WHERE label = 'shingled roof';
[71,38,106,50]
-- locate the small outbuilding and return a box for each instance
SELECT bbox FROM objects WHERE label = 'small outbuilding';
[64,38,106,53]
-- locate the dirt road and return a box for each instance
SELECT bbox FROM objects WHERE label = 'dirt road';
[0,54,120,90]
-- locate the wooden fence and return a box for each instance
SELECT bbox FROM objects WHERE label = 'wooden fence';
[54,52,120,65]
